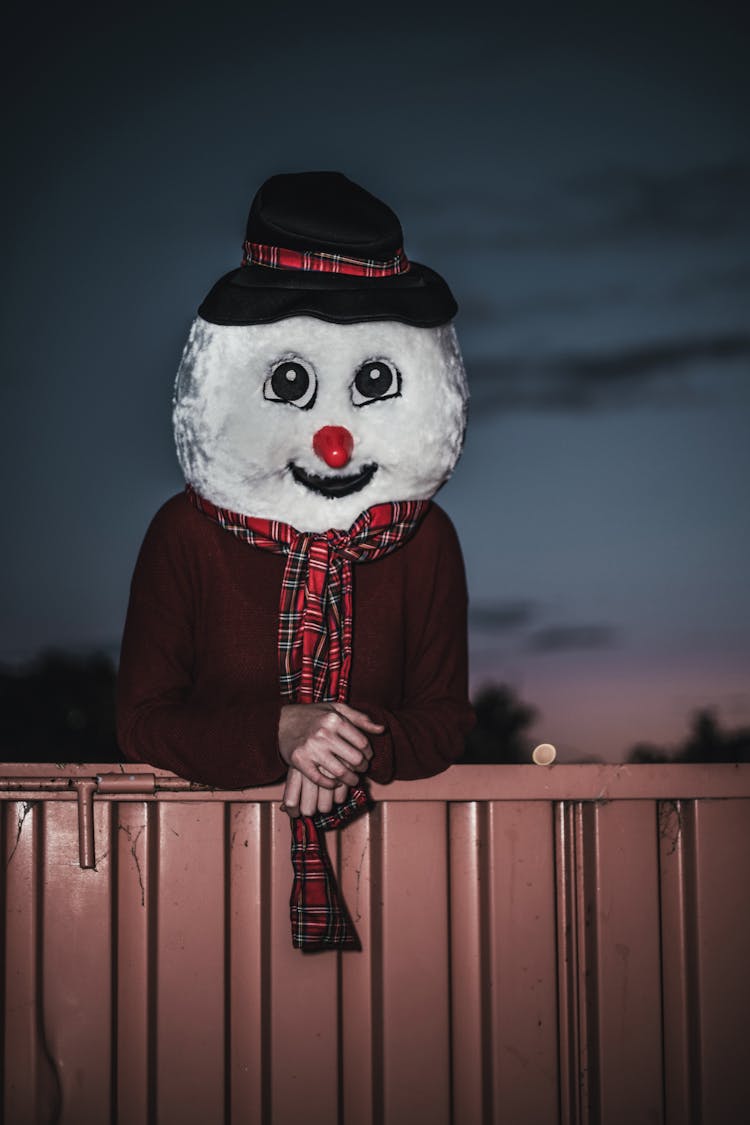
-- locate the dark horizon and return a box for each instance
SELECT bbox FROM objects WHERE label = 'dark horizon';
[2,647,748,768]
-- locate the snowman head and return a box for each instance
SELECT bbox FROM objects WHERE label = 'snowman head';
[174,172,468,533]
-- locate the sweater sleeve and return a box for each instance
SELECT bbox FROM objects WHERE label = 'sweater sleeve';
[350,508,475,784]
[116,503,286,789]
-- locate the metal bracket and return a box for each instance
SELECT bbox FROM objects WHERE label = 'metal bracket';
[74,773,157,869]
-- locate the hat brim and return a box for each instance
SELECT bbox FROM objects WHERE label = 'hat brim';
[197,262,457,328]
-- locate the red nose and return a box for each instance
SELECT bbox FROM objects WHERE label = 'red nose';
[312,425,354,469]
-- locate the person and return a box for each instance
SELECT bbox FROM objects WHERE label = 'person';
[117,172,473,944]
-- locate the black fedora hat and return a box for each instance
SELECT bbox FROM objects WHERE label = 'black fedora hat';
[198,171,457,328]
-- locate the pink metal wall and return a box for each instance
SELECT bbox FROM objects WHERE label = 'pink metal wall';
[2,763,749,1124]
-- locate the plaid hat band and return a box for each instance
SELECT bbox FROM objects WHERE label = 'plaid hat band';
[242,240,410,278]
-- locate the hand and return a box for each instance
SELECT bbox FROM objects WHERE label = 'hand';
[281,765,350,818]
[277,702,384,790]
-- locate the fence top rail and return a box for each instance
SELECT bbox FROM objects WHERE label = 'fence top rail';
[0,762,749,801]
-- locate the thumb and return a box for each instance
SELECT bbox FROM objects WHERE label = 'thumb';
[281,767,302,818]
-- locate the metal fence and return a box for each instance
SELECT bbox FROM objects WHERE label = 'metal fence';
[2,762,748,1124]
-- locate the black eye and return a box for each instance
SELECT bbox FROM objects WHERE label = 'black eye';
[352,359,401,406]
[264,359,317,409]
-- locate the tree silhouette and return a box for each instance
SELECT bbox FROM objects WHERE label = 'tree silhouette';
[461,683,538,764]
[0,650,123,763]
[626,706,750,764]
[627,742,671,764]
[2,652,747,768]
[678,707,750,763]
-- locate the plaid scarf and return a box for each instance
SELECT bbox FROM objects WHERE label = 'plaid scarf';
[187,485,429,949]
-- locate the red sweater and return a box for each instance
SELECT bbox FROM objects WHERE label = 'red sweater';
[117,492,473,789]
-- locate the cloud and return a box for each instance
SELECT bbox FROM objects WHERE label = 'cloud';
[456,284,635,328]
[466,331,750,412]
[527,625,619,652]
[469,600,537,631]
[556,333,750,380]
[469,607,620,656]
[570,159,750,241]
[412,158,750,261]
[673,263,750,299]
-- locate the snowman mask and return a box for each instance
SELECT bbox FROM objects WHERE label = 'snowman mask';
[174,314,468,533]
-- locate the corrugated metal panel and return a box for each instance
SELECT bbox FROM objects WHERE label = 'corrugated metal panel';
[2,763,749,1124]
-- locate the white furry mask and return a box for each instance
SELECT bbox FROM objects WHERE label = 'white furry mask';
[173,315,468,533]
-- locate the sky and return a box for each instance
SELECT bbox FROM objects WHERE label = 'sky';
[2,1,748,761]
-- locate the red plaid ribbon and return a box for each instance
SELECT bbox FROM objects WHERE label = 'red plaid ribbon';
[187,486,428,948]
[242,239,410,277]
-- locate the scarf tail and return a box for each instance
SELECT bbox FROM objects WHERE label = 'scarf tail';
[186,486,429,950]
[290,783,370,950]
[290,809,363,951]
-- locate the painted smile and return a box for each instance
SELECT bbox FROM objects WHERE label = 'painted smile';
[289,462,378,498]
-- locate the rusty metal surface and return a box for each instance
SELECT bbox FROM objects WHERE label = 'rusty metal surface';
[2,761,750,799]
[2,764,749,1124]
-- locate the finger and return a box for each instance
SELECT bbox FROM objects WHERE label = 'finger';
[319,767,352,800]
[289,751,339,789]
[316,784,334,816]
[281,767,302,818]
[331,702,386,736]
[291,744,360,787]
[321,711,371,753]
[321,770,351,805]
[319,749,360,788]
[300,774,320,818]
[319,774,355,810]
[325,734,372,771]
[328,717,378,761]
